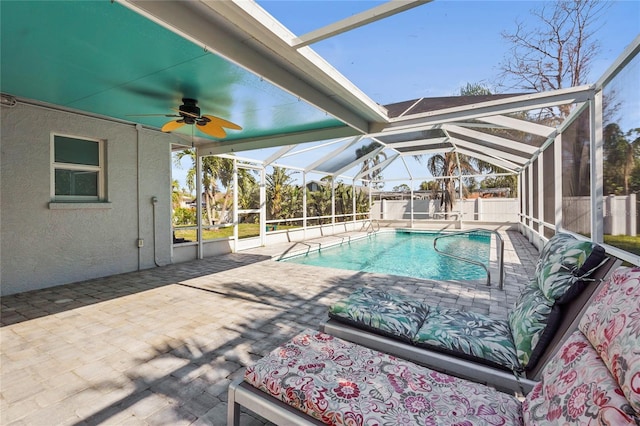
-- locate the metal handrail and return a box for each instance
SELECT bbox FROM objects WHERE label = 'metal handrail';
[433,228,505,289]
[361,219,380,234]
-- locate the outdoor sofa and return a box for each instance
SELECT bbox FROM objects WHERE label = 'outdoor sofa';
[322,232,615,393]
[228,266,640,425]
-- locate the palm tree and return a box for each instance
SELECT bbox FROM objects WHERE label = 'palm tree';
[266,167,296,220]
[356,141,387,189]
[175,150,247,225]
[237,172,259,210]
[420,153,477,217]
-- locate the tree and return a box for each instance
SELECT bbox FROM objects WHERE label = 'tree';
[175,150,254,225]
[393,184,411,192]
[422,153,477,215]
[307,178,332,224]
[419,181,437,191]
[266,166,296,220]
[604,123,640,195]
[356,141,387,189]
[237,172,259,210]
[499,0,606,118]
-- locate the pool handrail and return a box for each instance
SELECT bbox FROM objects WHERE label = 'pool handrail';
[433,229,505,289]
[361,219,380,234]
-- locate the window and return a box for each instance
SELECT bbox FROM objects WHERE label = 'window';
[51,134,104,201]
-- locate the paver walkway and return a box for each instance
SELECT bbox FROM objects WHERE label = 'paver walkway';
[1,229,538,425]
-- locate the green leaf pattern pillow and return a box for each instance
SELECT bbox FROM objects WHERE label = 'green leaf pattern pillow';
[329,288,429,341]
[413,306,520,370]
[535,237,594,301]
[508,282,554,367]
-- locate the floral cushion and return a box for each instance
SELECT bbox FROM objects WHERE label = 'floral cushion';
[522,331,640,425]
[508,282,557,370]
[328,287,429,342]
[413,306,520,371]
[245,329,524,425]
[579,267,640,414]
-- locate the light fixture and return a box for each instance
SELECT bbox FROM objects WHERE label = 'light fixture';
[1,94,17,108]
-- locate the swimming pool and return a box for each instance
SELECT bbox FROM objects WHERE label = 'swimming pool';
[280,230,491,281]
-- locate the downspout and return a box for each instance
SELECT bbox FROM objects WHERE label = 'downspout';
[136,124,142,270]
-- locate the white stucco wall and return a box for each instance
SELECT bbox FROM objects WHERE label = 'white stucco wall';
[1,103,176,295]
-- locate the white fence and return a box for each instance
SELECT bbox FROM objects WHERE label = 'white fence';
[563,194,637,236]
[371,195,637,236]
[371,198,519,223]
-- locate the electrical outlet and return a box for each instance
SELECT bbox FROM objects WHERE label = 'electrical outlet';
[137,238,144,248]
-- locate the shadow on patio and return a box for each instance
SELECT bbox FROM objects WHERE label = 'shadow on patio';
[0,230,537,425]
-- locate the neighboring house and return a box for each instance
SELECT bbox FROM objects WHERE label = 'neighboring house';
[0,103,176,295]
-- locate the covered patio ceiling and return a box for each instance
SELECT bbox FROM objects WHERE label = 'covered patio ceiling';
[0,0,600,179]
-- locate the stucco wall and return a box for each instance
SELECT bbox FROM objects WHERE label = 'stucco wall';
[1,103,176,295]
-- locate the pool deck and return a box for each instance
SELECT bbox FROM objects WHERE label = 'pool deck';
[1,228,539,425]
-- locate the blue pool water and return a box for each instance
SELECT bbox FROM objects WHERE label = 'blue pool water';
[280,231,491,281]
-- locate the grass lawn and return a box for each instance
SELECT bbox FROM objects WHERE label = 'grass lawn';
[174,223,298,241]
[604,234,640,256]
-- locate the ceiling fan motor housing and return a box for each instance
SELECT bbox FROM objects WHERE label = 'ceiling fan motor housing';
[179,98,200,124]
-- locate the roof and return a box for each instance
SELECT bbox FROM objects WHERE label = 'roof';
[0,1,598,180]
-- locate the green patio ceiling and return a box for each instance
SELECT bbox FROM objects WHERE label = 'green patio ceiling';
[0,1,343,142]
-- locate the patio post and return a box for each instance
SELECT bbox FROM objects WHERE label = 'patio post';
[331,177,336,231]
[352,178,356,225]
[554,133,563,232]
[196,154,203,260]
[590,90,604,244]
[528,163,534,245]
[233,159,239,248]
[538,151,544,240]
[303,172,307,239]
[410,179,414,228]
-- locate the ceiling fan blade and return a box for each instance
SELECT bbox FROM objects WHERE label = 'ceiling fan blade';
[127,113,180,117]
[203,115,242,131]
[161,120,185,132]
[197,121,227,138]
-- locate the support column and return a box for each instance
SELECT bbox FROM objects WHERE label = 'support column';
[538,153,544,237]
[554,133,563,232]
[410,179,414,228]
[260,166,266,245]
[302,172,307,239]
[352,179,357,224]
[233,159,239,250]
[590,92,604,244]
[196,154,203,259]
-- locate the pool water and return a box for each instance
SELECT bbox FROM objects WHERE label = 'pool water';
[280,231,491,281]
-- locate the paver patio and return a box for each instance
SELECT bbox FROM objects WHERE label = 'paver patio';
[1,229,538,425]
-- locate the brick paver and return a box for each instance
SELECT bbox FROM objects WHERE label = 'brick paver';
[1,229,537,425]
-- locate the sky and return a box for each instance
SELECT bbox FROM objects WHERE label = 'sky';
[258,0,639,102]
[173,0,640,192]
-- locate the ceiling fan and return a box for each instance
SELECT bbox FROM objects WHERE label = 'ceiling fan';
[136,98,242,138]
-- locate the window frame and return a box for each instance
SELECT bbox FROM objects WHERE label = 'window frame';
[50,133,105,201]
